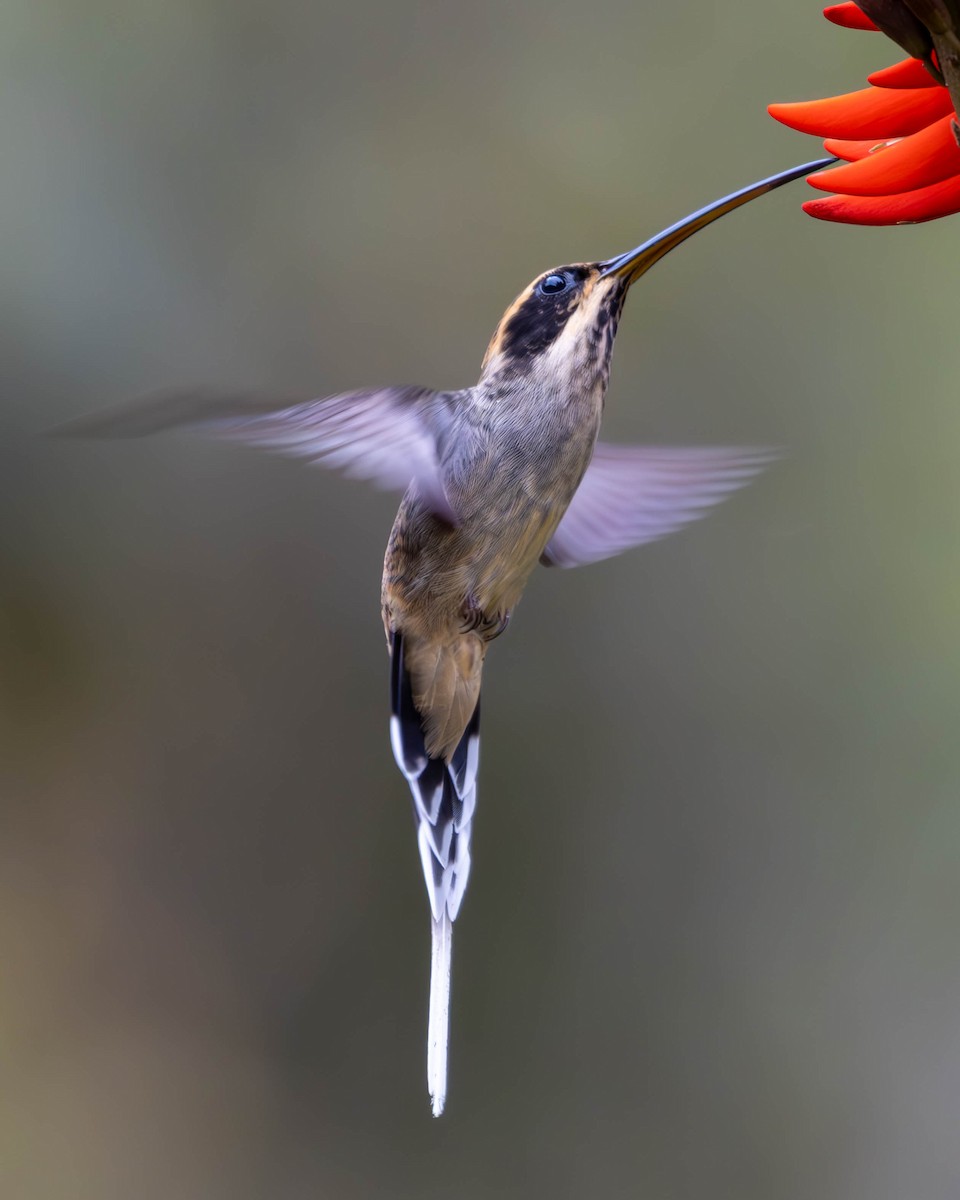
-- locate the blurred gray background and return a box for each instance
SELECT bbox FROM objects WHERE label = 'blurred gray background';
[3,2,960,1197]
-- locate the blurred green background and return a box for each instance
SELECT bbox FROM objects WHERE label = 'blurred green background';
[3,2,960,1196]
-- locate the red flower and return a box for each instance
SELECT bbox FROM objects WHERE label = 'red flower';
[768,3,960,224]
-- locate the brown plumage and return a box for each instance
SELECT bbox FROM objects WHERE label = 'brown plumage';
[383,271,609,757]
[57,156,835,1117]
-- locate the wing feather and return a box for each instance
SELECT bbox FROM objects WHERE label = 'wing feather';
[542,443,777,568]
[56,386,459,522]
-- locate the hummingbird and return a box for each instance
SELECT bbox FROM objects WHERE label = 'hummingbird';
[62,155,833,1116]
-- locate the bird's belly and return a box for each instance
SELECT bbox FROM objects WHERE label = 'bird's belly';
[465,500,561,611]
[384,412,598,634]
[384,488,566,632]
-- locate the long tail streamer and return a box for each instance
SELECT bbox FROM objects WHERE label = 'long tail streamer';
[390,632,479,1115]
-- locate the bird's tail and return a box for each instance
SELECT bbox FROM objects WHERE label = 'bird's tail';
[389,631,480,1116]
[428,910,453,1117]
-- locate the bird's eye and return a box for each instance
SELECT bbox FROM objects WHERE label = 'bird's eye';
[538,273,568,295]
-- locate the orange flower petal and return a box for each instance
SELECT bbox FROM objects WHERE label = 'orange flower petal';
[771,3,960,225]
[823,3,878,31]
[808,115,960,194]
[867,57,938,89]
[768,85,953,138]
[802,174,960,223]
[823,136,892,160]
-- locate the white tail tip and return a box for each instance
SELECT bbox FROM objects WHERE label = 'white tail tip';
[427,912,453,1117]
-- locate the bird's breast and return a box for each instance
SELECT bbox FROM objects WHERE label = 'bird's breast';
[383,383,602,632]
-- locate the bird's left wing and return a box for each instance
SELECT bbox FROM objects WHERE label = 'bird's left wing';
[542,442,776,568]
[57,386,459,522]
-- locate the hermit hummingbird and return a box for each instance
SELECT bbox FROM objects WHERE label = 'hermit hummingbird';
[62,156,834,1116]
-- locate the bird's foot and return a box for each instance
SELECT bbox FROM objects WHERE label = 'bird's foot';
[460,594,510,640]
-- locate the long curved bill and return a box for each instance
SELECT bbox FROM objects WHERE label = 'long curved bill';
[600,157,838,286]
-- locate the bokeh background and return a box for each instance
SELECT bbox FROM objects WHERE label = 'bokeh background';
[3,2,960,1196]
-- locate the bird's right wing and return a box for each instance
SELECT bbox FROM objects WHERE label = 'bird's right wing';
[56,386,460,523]
[542,442,776,568]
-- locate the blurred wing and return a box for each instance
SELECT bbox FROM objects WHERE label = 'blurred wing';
[542,443,777,568]
[57,386,459,522]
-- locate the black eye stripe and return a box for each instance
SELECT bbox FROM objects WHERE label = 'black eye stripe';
[494,265,591,365]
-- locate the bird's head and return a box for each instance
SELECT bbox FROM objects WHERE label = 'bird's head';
[479,261,622,392]
[479,157,835,391]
